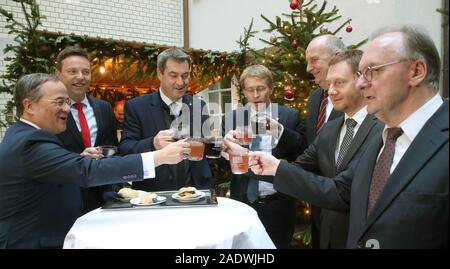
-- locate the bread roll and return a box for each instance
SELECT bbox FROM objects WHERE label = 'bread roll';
[140,193,158,205]
[118,187,138,198]
[177,186,197,198]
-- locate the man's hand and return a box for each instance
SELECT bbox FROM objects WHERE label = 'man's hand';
[221,130,243,160]
[153,129,174,150]
[249,151,280,176]
[80,146,103,160]
[153,139,191,166]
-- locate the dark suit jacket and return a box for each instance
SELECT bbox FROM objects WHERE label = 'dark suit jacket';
[295,114,383,248]
[0,121,144,249]
[222,104,306,201]
[274,101,449,248]
[304,87,343,145]
[119,90,214,191]
[57,96,118,213]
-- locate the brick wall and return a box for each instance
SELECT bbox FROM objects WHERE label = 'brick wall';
[0,0,184,140]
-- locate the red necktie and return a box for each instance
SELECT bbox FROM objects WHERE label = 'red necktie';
[367,127,403,215]
[315,91,328,135]
[74,103,91,148]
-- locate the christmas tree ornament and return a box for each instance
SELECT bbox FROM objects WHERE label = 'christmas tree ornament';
[270,35,277,43]
[320,25,329,34]
[346,21,353,33]
[290,0,298,10]
[291,39,299,49]
[284,87,295,101]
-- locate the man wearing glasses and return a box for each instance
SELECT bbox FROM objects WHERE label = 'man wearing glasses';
[0,73,190,248]
[249,25,448,248]
[222,65,306,248]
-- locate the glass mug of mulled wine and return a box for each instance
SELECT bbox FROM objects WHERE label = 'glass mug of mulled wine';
[229,148,251,175]
[204,136,223,159]
[235,126,253,146]
[186,137,205,161]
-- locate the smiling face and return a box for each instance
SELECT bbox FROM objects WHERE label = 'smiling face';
[157,58,190,102]
[327,61,364,117]
[56,55,91,102]
[356,32,413,125]
[306,38,336,89]
[27,81,70,134]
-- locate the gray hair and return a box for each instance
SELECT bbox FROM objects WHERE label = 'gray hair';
[324,35,347,54]
[371,25,441,91]
[14,73,60,117]
[157,48,192,73]
[239,64,273,90]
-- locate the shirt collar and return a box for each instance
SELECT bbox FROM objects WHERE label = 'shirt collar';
[70,96,89,107]
[383,94,443,143]
[159,88,182,107]
[344,106,368,126]
[19,118,41,129]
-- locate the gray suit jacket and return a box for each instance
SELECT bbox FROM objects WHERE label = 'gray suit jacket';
[295,114,383,248]
[274,101,448,248]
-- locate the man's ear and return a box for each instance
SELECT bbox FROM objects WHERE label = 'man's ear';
[156,68,163,81]
[22,98,34,115]
[55,68,61,77]
[409,60,427,87]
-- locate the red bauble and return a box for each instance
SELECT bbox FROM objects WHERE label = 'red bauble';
[346,24,353,33]
[290,0,298,10]
[284,88,295,101]
[291,39,299,49]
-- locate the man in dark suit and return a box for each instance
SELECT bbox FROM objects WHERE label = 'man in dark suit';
[250,25,448,248]
[0,73,190,248]
[294,50,383,248]
[222,65,306,248]
[55,47,118,213]
[119,48,214,191]
[304,34,346,248]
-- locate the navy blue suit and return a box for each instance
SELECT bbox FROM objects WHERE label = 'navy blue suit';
[0,121,144,249]
[222,104,306,248]
[119,91,214,191]
[274,101,449,248]
[57,96,118,213]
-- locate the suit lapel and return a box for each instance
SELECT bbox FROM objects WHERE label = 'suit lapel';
[150,91,170,131]
[326,117,344,175]
[365,102,449,229]
[337,115,378,173]
[66,111,84,149]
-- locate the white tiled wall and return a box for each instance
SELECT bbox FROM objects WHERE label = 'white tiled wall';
[0,0,184,140]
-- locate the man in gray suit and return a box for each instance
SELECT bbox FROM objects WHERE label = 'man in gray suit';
[249,25,448,248]
[293,50,383,248]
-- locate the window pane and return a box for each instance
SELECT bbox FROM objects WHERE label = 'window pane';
[221,91,231,113]
[208,92,219,114]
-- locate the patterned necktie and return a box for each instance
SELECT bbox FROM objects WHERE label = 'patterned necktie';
[336,118,357,169]
[367,127,403,215]
[74,102,91,148]
[315,91,329,135]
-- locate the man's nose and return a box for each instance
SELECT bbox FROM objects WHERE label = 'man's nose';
[356,75,370,90]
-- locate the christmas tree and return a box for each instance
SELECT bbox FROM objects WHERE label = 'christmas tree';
[238,0,365,117]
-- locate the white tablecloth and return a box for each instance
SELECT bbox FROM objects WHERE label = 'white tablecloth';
[63,197,275,249]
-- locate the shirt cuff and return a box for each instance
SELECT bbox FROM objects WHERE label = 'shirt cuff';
[141,152,155,179]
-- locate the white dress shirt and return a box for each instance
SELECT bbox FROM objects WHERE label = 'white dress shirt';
[159,89,182,116]
[69,96,98,146]
[381,94,443,173]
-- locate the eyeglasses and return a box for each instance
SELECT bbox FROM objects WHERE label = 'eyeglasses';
[357,59,408,82]
[243,86,269,94]
[41,97,71,108]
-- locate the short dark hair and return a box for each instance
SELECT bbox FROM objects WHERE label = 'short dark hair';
[14,73,60,117]
[157,48,191,73]
[56,47,90,71]
[329,49,363,75]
